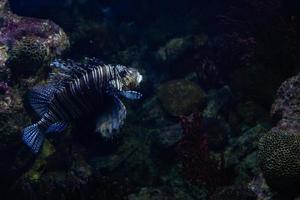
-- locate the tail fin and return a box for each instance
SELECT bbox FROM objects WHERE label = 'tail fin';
[22,124,45,154]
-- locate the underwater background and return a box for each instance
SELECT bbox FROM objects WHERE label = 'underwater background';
[0,0,300,199]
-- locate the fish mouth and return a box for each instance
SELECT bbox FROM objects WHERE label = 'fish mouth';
[137,73,143,84]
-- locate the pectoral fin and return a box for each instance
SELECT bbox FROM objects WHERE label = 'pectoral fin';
[119,90,142,100]
[106,80,142,100]
[95,96,127,138]
[46,122,68,134]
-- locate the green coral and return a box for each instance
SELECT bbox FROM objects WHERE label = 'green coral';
[258,129,300,189]
[158,79,206,116]
[8,36,49,76]
[23,139,55,182]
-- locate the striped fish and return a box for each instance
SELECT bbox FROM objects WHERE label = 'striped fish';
[22,57,143,153]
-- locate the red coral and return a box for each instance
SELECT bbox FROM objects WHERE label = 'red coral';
[177,113,228,193]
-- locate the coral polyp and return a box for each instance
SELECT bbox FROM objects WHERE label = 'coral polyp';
[8,36,49,76]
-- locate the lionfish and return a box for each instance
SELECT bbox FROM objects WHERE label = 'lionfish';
[22,58,143,153]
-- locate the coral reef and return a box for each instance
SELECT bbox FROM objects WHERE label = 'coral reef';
[258,73,300,191]
[0,0,299,199]
[0,1,70,197]
[0,0,69,79]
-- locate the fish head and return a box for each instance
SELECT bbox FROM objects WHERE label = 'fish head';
[116,65,143,90]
